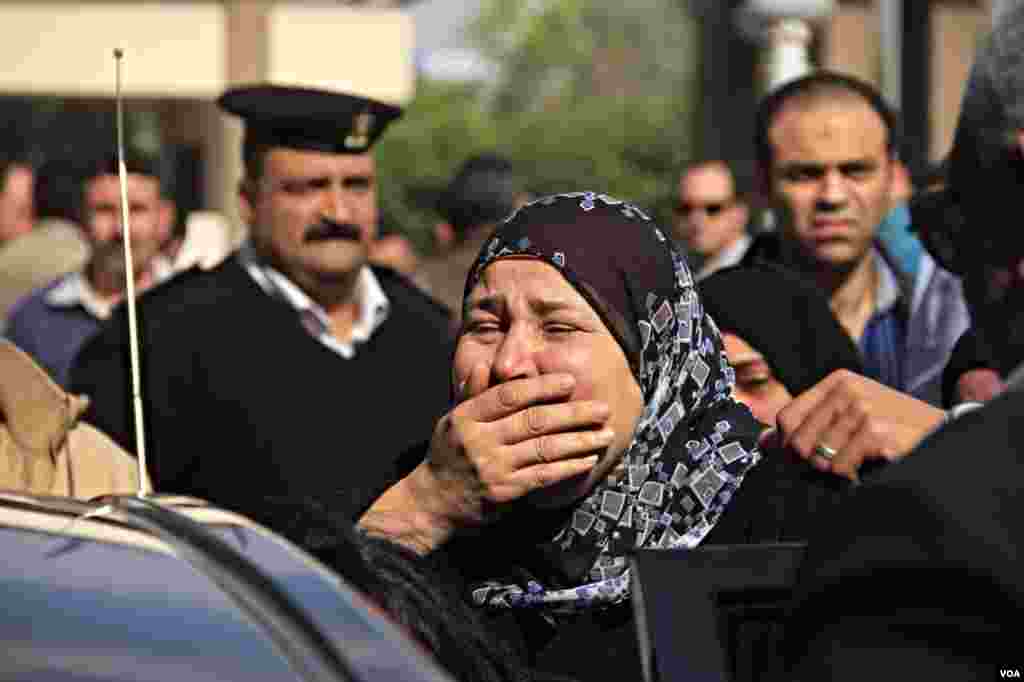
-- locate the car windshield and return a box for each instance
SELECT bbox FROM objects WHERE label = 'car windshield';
[0,507,308,682]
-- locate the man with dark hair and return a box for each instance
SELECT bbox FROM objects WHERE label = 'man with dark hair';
[71,86,453,523]
[767,16,1024,677]
[5,152,172,387]
[672,160,751,279]
[419,153,530,316]
[0,156,90,325]
[744,71,969,405]
[0,146,35,244]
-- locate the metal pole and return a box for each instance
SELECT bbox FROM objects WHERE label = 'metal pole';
[879,0,902,110]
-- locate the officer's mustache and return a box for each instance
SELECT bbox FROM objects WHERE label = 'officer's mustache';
[304,216,362,242]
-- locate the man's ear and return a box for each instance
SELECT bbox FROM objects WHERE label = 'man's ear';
[238,180,255,225]
[158,199,176,243]
[433,221,455,251]
[1015,130,1024,158]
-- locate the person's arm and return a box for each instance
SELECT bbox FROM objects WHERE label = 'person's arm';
[359,370,611,554]
[357,471,458,556]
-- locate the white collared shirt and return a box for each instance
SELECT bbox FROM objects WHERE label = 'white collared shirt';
[871,248,903,316]
[45,256,174,321]
[238,243,390,359]
[695,234,752,281]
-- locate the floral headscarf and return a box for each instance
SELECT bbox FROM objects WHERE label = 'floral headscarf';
[463,193,762,614]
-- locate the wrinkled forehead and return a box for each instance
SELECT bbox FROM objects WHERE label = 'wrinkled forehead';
[262,147,377,177]
[768,98,890,165]
[85,173,160,200]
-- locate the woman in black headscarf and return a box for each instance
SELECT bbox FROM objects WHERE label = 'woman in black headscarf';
[698,265,867,548]
[362,191,762,679]
[698,264,864,425]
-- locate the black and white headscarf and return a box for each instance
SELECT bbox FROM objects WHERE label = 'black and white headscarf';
[463,192,762,614]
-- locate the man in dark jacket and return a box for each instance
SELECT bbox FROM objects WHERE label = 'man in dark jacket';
[745,72,969,405]
[71,86,453,522]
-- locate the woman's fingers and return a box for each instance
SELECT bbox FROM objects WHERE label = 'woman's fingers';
[782,382,845,459]
[487,455,601,503]
[801,396,864,469]
[503,425,616,469]
[830,418,898,481]
[500,399,611,445]
[459,373,577,422]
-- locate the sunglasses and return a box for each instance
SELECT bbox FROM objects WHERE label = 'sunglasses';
[674,199,734,218]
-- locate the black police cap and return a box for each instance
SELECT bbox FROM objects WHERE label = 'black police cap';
[217,84,403,154]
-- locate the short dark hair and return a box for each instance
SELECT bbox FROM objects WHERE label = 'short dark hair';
[80,151,161,186]
[436,153,525,242]
[754,71,900,169]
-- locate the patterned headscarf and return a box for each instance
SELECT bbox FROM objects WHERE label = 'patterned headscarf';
[463,192,762,614]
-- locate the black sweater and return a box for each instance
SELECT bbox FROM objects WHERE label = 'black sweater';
[70,257,453,522]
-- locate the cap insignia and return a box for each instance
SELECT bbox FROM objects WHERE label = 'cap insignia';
[344,110,374,150]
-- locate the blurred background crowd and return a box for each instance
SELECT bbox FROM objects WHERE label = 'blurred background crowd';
[0,0,1008,287]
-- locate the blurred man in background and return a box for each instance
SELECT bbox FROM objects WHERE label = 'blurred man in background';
[745,72,969,405]
[673,160,751,280]
[419,153,530,320]
[5,152,171,387]
[369,229,423,281]
[0,156,89,327]
[0,146,34,244]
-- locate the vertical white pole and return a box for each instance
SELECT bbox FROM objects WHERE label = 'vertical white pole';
[879,0,903,109]
[114,49,152,497]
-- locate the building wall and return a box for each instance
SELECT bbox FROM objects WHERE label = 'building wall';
[931,3,988,160]
[0,0,416,233]
[822,0,990,163]
[821,2,879,86]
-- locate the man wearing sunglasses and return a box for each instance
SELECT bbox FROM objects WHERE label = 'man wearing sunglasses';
[673,160,751,280]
